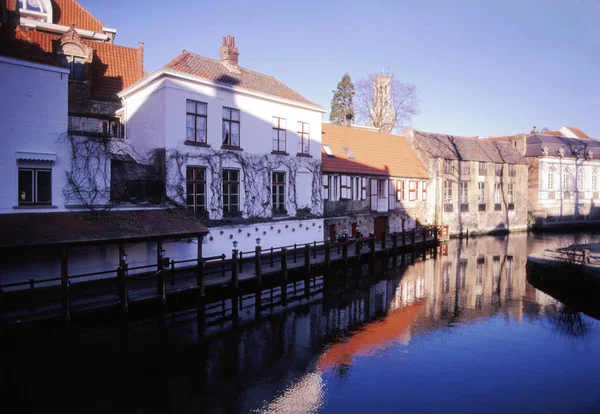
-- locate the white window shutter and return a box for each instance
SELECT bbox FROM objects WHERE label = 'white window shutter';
[322,175,328,200]
[370,179,377,211]
[389,180,395,210]
[361,177,367,200]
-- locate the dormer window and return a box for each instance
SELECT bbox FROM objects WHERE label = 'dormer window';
[343,147,355,159]
[60,55,85,81]
[18,0,53,23]
[323,145,334,157]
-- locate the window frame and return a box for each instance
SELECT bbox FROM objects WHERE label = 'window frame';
[222,107,241,148]
[478,162,486,176]
[18,167,52,206]
[478,182,486,211]
[222,168,241,217]
[422,181,427,201]
[297,122,310,155]
[186,166,206,214]
[409,180,417,201]
[272,171,287,214]
[186,99,208,144]
[272,117,287,153]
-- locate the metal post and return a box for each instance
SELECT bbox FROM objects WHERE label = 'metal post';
[60,248,70,322]
[197,260,205,297]
[294,244,297,263]
[239,251,243,274]
[170,260,176,286]
[118,265,128,316]
[221,254,226,277]
[343,242,349,266]
[281,248,288,305]
[270,247,274,267]
[304,244,311,296]
[232,249,239,291]
[325,241,331,269]
[158,268,166,307]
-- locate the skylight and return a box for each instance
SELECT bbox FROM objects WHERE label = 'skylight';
[323,145,334,157]
[343,147,355,159]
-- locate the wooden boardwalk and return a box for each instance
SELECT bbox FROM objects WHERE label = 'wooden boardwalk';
[0,227,447,325]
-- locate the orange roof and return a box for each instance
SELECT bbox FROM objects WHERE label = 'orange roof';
[53,0,104,32]
[2,27,143,100]
[564,126,590,139]
[2,0,104,32]
[163,50,319,107]
[317,300,425,372]
[321,123,428,179]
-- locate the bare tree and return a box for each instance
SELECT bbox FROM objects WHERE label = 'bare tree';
[355,73,419,133]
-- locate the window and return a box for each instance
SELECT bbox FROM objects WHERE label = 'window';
[409,181,417,201]
[186,167,206,214]
[222,169,240,216]
[18,0,52,22]
[222,107,240,147]
[186,100,207,143]
[508,164,516,177]
[563,168,571,191]
[577,167,586,191]
[272,117,287,152]
[444,159,454,174]
[458,260,467,290]
[494,182,502,211]
[297,122,310,155]
[476,257,485,285]
[60,55,85,81]
[343,147,355,159]
[18,168,51,205]
[341,176,352,200]
[361,177,367,200]
[443,180,453,212]
[322,175,329,200]
[377,180,386,197]
[507,183,514,210]
[396,180,404,201]
[478,182,486,211]
[478,162,486,176]
[331,176,340,201]
[272,172,286,214]
[460,161,470,176]
[422,181,427,200]
[353,177,360,200]
[548,167,556,190]
[460,181,469,212]
[593,169,599,192]
[322,145,333,157]
[494,163,503,177]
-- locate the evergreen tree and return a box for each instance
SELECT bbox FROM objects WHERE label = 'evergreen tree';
[329,73,355,125]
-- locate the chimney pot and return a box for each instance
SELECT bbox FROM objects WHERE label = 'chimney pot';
[220,34,239,67]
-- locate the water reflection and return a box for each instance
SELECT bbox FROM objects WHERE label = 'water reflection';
[2,232,600,413]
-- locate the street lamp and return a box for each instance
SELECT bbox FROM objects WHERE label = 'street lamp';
[121,252,128,264]
[159,248,166,259]
[233,240,238,249]
[256,237,261,246]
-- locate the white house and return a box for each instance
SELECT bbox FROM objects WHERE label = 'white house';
[119,36,327,256]
[0,56,69,214]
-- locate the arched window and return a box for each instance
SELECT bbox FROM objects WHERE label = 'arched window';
[548,167,555,190]
[563,168,571,191]
[18,0,53,23]
[577,167,586,191]
[593,169,599,192]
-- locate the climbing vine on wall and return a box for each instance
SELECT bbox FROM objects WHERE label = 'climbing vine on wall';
[167,148,323,219]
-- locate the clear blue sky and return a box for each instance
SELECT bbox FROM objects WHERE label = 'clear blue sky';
[84,0,600,137]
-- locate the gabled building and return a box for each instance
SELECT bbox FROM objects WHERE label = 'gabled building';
[119,35,326,256]
[0,0,146,211]
[321,123,429,241]
[405,129,528,235]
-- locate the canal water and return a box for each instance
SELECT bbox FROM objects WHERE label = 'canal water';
[2,232,600,413]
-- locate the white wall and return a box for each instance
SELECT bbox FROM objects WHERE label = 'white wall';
[0,57,69,213]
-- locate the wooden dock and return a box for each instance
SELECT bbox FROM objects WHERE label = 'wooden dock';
[0,227,448,326]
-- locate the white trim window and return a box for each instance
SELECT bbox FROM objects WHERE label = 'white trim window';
[548,167,556,190]
[186,100,207,143]
[593,169,599,192]
[409,181,417,201]
[297,122,310,155]
[577,167,586,191]
[272,172,286,214]
[563,168,572,191]
[18,167,52,206]
[272,117,287,152]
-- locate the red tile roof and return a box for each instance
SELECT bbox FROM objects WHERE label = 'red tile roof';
[52,0,104,32]
[2,27,143,100]
[321,124,428,179]
[2,0,104,32]
[163,50,320,107]
[564,126,590,139]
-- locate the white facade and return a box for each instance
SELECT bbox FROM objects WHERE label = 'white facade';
[119,68,326,256]
[0,56,69,214]
[535,156,600,221]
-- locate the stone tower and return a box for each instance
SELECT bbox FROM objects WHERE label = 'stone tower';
[372,74,394,133]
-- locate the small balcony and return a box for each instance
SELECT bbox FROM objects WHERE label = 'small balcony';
[69,115,124,138]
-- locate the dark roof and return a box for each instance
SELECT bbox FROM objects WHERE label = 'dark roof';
[526,134,600,158]
[163,50,320,107]
[0,210,208,249]
[321,124,428,178]
[410,130,528,165]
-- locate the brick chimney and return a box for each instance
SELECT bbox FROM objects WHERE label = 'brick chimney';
[220,35,239,67]
[530,126,537,134]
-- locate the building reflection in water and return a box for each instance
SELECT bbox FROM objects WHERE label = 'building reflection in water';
[254,232,571,413]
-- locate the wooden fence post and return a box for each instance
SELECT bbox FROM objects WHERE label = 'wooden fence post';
[255,246,262,280]
[392,232,398,253]
[158,269,166,307]
[304,244,311,296]
[239,251,243,274]
[325,241,331,269]
[342,242,349,266]
[232,250,239,291]
[118,266,128,316]
[381,232,387,251]
[370,235,375,256]
[402,230,406,246]
[281,247,288,276]
[411,229,416,246]
[423,227,427,244]
[197,260,205,297]
[60,248,71,322]
[281,248,288,304]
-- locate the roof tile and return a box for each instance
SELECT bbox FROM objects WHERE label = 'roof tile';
[321,124,429,179]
